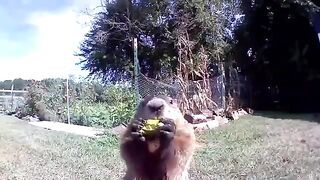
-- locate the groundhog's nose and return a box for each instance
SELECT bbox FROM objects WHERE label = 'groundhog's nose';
[147,98,164,113]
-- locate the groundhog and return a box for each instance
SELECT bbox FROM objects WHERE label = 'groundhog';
[120,95,196,180]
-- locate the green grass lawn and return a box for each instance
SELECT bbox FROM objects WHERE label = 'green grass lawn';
[0,113,319,179]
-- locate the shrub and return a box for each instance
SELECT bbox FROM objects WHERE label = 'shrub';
[23,80,47,116]
[71,85,137,128]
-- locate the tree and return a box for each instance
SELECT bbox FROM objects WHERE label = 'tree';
[12,78,27,90]
[234,0,320,112]
[76,0,239,83]
[76,0,175,81]
[0,79,29,90]
[0,80,13,90]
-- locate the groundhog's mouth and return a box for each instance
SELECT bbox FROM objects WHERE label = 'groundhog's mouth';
[148,115,162,120]
[149,111,164,118]
[146,108,175,121]
[145,115,167,121]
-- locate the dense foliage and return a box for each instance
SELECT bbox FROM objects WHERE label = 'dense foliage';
[71,85,137,127]
[76,0,320,112]
[76,0,240,82]
[234,0,320,112]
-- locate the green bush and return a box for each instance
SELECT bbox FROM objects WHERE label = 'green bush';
[23,81,47,116]
[23,79,69,122]
[71,85,137,128]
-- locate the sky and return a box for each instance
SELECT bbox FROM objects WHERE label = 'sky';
[0,0,102,80]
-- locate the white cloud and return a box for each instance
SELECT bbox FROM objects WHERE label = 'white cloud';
[0,0,101,81]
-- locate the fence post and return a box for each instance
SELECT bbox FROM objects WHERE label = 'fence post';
[133,38,141,104]
[66,76,70,124]
[220,63,226,110]
[10,83,14,112]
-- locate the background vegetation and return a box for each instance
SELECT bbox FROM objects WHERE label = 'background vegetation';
[76,0,320,113]
[3,78,137,129]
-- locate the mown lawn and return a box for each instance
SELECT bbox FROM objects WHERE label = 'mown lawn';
[0,113,319,179]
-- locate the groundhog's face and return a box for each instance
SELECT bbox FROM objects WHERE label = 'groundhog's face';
[134,95,183,122]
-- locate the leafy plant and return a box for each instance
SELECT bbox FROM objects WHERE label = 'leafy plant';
[71,84,137,128]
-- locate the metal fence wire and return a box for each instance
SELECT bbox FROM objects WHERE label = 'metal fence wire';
[136,72,227,110]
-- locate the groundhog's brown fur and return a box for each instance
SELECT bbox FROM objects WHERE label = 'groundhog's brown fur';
[120,95,196,180]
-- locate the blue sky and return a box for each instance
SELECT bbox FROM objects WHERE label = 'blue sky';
[0,0,101,80]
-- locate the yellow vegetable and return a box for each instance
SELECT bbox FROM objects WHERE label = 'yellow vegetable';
[140,118,164,134]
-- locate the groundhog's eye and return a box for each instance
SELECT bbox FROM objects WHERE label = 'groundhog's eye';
[169,99,173,104]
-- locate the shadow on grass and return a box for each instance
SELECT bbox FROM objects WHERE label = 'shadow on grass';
[252,111,320,123]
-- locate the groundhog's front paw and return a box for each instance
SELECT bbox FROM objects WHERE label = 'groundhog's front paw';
[130,118,146,142]
[159,118,176,142]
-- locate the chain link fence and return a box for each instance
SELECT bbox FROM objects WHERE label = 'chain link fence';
[136,71,226,110]
[135,63,243,113]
